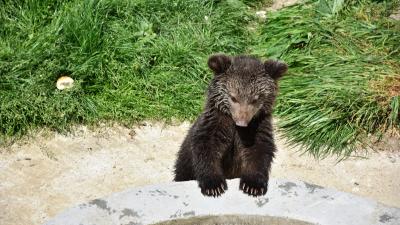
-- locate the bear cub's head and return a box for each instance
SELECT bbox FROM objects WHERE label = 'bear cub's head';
[207,54,287,127]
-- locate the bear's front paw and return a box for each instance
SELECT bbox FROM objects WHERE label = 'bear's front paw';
[239,174,268,197]
[198,176,227,197]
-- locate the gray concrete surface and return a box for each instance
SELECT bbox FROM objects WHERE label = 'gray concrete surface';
[151,215,314,225]
[44,178,400,225]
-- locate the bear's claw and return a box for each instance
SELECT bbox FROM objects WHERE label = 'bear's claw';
[198,176,227,197]
[240,174,268,197]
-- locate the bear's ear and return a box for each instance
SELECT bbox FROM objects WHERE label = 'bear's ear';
[208,54,232,75]
[264,60,288,80]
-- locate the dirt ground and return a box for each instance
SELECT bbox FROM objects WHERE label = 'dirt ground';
[0,121,399,225]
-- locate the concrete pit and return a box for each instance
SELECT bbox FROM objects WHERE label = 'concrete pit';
[44,178,400,225]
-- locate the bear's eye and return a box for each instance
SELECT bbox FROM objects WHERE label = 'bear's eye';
[250,95,259,104]
[230,95,238,103]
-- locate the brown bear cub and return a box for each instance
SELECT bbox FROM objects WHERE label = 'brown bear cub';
[174,54,287,197]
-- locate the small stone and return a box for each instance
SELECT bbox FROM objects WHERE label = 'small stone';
[56,76,74,90]
[16,157,32,161]
[255,11,266,19]
[352,187,360,192]
[129,130,136,138]
[390,9,400,20]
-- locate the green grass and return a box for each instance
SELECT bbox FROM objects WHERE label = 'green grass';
[0,0,399,157]
[253,0,400,157]
[0,0,256,142]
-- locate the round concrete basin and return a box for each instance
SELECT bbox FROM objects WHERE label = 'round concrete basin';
[44,178,400,225]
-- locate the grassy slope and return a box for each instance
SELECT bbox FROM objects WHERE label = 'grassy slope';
[253,0,400,156]
[0,0,399,156]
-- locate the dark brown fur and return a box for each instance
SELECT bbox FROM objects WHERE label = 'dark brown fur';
[174,54,287,197]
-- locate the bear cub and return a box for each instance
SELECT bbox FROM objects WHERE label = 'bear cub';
[174,54,287,197]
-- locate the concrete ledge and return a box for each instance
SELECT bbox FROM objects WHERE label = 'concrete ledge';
[44,178,400,225]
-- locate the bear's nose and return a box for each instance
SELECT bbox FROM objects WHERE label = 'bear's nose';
[235,120,248,127]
